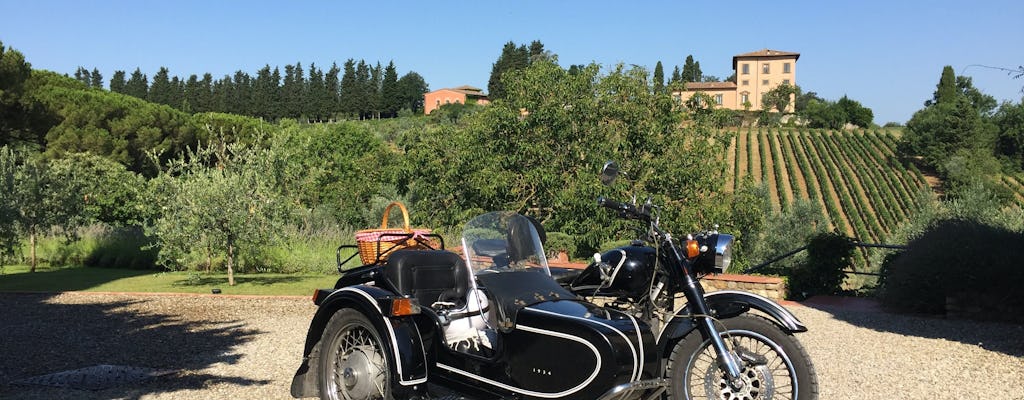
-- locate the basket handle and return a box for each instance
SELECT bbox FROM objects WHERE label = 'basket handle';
[380,201,412,232]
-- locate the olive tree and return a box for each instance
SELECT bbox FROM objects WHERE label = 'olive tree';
[0,150,88,271]
[151,135,291,285]
[0,147,18,262]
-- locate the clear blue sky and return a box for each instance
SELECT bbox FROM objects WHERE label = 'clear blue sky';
[2,0,1021,124]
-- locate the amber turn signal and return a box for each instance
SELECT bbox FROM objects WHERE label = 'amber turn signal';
[686,240,700,259]
[390,297,421,316]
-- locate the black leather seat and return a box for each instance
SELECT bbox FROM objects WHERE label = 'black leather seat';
[382,250,470,308]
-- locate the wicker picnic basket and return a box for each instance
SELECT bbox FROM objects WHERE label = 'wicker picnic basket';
[354,201,434,265]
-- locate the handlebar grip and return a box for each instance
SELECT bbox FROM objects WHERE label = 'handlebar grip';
[598,196,640,218]
[597,196,624,210]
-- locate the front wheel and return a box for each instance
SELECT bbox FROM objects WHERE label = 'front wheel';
[667,315,818,400]
[318,308,393,400]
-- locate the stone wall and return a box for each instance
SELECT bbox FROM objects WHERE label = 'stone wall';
[700,273,787,301]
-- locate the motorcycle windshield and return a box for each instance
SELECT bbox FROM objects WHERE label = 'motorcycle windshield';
[461,211,550,276]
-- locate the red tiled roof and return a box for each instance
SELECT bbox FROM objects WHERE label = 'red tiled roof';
[428,86,488,98]
[732,49,800,69]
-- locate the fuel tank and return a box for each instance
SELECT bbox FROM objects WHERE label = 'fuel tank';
[570,244,658,301]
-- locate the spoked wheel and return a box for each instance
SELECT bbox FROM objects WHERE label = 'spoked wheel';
[668,315,818,400]
[318,309,393,400]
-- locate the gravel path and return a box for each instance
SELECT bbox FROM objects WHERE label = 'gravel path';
[1,292,1022,399]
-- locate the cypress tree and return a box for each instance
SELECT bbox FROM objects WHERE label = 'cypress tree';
[125,68,148,99]
[148,67,173,105]
[355,60,370,119]
[653,61,665,94]
[90,68,103,88]
[381,61,400,118]
[109,70,126,93]
[73,67,90,86]
[933,65,957,106]
[325,63,340,119]
[339,59,357,118]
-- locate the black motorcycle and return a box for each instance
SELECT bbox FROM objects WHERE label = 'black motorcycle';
[565,161,818,399]
[289,162,817,400]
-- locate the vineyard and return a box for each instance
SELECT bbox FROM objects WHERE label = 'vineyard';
[727,129,938,273]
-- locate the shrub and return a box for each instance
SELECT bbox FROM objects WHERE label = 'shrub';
[83,226,159,269]
[545,232,576,259]
[786,232,852,300]
[880,219,1024,321]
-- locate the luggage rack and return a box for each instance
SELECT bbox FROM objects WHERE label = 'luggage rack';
[336,232,446,273]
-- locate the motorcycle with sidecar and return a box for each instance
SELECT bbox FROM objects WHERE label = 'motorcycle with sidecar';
[290,162,817,400]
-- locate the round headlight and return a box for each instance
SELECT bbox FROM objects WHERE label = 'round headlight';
[714,234,734,273]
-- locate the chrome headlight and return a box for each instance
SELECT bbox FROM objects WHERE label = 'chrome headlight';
[713,234,734,274]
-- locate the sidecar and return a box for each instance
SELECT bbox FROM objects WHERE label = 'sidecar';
[291,212,666,400]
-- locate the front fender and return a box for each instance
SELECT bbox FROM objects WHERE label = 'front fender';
[290,285,428,398]
[657,290,806,349]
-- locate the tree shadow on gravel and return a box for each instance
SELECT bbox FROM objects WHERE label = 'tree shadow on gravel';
[0,293,269,400]
[801,296,1024,357]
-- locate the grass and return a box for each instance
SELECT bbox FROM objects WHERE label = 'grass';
[0,264,339,296]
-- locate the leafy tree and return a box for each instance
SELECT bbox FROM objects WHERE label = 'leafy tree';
[788,232,853,300]
[994,100,1024,169]
[52,152,150,226]
[670,65,681,84]
[7,154,87,272]
[0,41,35,146]
[653,61,665,94]
[31,71,200,174]
[802,99,845,129]
[836,95,873,127]
[794,90,823,114]
[0,146,18,261]
[761,82,799,113]
[125,68,149,99]
[404,59,728,251]
[396,71,427,113]
[152,132,291,285]
[903,66,999,183]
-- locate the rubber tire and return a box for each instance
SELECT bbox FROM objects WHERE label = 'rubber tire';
[318,308,394,400]
[667,314,819,400]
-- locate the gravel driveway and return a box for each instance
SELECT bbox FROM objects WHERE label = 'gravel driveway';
[1,292,1022,399]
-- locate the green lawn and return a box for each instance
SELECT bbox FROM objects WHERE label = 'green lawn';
[0,265,339,296]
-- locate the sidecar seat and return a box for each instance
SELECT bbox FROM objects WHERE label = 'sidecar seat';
[382,250,470,308]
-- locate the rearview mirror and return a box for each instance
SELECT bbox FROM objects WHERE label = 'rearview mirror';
[599,161,619,186]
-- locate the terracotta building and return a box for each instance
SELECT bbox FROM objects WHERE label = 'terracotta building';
[423,85,490,114]
[673,49,799,112]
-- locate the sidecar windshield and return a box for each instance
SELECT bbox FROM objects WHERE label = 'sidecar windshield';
[461,211,550,276]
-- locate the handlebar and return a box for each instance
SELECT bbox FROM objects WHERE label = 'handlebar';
[597,196,649,221]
